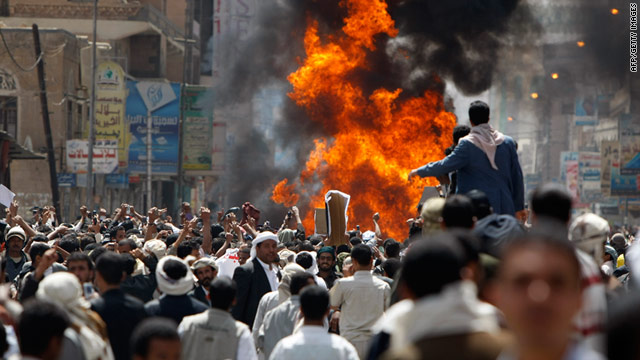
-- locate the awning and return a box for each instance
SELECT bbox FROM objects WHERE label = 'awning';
[0,131,45,160]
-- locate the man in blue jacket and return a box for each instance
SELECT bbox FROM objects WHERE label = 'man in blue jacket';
[409,100,525,217]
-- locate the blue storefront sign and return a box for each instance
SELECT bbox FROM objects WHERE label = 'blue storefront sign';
[57,173,76,187]
[126,81,180,175]
[105,173,129,189]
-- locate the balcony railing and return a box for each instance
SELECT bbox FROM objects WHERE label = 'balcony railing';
[5,3,198,51]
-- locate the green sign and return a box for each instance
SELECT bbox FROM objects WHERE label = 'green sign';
[182,86,213,171]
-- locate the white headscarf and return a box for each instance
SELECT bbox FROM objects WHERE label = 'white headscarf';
[461,123,505,170]
[156,256,195,296]
[295,251,319,275]
[191,257,218,272]
[36,272,89,323]
[36,272,114,360]
[277,263,306,304]
[250,232,279,260]
[278,249,297,266]
[569,213,610,262]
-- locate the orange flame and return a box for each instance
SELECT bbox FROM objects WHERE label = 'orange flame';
[272,179,300,208]
[272,0,456,240]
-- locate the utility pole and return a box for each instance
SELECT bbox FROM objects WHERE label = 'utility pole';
[32,24,61,223]
[177,0,195,207]
[86,0,98,208]
[146,109,152,210]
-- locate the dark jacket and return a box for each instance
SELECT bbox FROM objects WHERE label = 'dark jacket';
[417,136,524,215]
[318,270,342,290]
[5,251,27,283]
[121,254,158,303]
[145,294,209,324]
[91,288,148,360]
[189,285,210,307]
[231,257,273,329]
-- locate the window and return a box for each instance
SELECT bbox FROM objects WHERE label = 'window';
[0,96,17,138]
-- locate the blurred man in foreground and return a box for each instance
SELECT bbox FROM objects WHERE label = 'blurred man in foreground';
[495,232,604,360]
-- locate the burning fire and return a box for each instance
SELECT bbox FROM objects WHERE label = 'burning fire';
[272,0,456,240]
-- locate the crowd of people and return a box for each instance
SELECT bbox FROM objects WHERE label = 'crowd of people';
[0,101,638,360]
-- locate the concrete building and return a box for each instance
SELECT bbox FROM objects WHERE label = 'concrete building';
[0,0,201,220]
[491,0,640,222]
[0,28,85,216]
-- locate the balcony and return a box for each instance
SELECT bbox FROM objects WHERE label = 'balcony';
[0,3,197,52]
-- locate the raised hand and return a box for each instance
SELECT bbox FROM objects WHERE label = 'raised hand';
[187,217,198,231]
[407,169,418,181]
[9,200,18,218]
[88,221,101,234]
[201,207,211,223]
[80,205,89,219]
[13,215,24,224]
[148,207,159,224]
[130,248,146,260]
[34,248,58,280]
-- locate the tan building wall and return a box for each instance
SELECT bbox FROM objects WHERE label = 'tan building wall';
[0,29,85,215]
[165,0,186,33]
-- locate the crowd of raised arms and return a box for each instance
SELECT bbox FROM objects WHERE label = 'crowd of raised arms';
[0,101,638,360]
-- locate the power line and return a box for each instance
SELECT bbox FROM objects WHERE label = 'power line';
[0,28,43,72]
[43,41,67,57]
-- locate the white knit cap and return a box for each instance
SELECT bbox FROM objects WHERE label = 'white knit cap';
[250,232,278,260]
[6,226,26,243]
[155,256,194,296]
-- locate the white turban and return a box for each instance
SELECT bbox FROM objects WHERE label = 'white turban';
[129,235,143,249]
[569,213,610,261]
[250,232,279,260]
[36,272,89,317]
[191,257,218,272]
[36,272,114,360]
[156,256,195,296]
[278,249,297,266]
[143,239,167,260]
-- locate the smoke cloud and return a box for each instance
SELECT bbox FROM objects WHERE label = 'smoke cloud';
[213,0,539,220]
[577,0,630,80]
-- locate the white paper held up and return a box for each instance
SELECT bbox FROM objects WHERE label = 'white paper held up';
[0,185,15,208]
